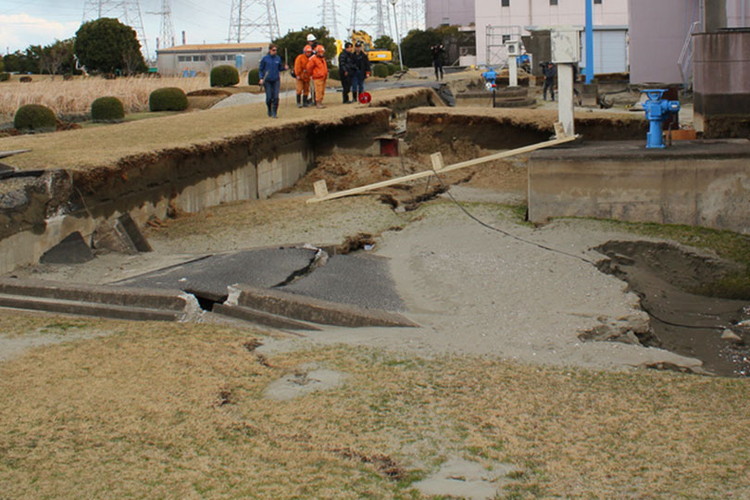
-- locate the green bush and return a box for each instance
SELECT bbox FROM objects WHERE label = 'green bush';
[91,96,125,122]
[386,64,397,75]
[247,68,260,85]
[0,73,10,82]
[148,87,188,112]
[14,104,57,132]
[210,64,239,87]
[373,64,389,78]
[328,67,340,81]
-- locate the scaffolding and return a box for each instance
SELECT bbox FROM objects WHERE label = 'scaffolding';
[485,25,523,67]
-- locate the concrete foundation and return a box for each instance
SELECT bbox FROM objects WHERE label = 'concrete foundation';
[528,140,750,235]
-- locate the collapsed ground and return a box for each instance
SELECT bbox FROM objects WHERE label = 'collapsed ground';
[1,80,749,497]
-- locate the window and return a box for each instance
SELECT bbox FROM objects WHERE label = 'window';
[178,55,189,62]
[192,55,206,62]
[550,0,558,4]
[501,0,509,6]
[594,0,602,3]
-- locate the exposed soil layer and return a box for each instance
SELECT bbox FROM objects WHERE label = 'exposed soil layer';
[596,240,750,377]
[287,153,527,208]
[406,108,647,152]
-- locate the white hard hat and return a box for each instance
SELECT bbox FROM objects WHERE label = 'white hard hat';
[306,34,316,42]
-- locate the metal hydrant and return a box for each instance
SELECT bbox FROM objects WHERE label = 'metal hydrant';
[641,89,680,149]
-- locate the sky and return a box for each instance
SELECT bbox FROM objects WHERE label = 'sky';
[0,0,359,57]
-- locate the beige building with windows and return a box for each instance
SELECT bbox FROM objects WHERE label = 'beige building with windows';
[155,43,267,76]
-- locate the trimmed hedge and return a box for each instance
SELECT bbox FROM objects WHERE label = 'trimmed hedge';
[0,73,10,82]
[149,87,188,112]
[14,104,57,132]
[373,64,389,78]
[386,64,397,75]
[91,96,125,122]
[328,67,340,81]
[210,65,239,87]
[247,68,260,85]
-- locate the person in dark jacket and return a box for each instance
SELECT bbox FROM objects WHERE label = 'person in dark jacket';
[350,41,371,103]
[431,44,445,80]
[542,62,557,101]
[258,43,286,117]
[338,42,355,104]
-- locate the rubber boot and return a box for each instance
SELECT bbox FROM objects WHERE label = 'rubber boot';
[272,103,278,118]
[296,94,302,108]
[303,96,310,107]
[343,92,349,104]
[266,103,272,117]
[352,92,358,103]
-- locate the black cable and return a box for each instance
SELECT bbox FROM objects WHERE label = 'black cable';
[427,168,740,332]
[428,167,595,265]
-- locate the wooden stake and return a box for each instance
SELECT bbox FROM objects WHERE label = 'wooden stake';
[313,179,329,198]
[307,134,578,204]
[430,152,445,171]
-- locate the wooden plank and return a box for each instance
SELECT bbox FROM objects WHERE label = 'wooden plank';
[307,134,578,204]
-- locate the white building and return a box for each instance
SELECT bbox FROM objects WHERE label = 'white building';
[474,0,629,74]
[156,43,268,77]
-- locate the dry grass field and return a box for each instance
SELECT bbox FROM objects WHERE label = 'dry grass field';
[0,310,748,498]
[0,75,211,121]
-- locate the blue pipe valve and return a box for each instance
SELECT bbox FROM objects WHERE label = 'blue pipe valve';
[482,68,497,91]
[641,89,680,149]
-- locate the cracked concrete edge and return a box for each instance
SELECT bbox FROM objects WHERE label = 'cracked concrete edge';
[232,284,419,328]
[0,277,198,316]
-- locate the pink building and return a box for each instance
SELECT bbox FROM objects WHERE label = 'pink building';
[426,0,476,28]
[474,0,629,73]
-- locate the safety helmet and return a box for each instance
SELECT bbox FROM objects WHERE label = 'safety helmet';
[303,45,313,54]
[316,45,325,55]
[306,34,316,42]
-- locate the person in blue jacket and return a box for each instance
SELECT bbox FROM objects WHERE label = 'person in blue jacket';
[258,43,287,118]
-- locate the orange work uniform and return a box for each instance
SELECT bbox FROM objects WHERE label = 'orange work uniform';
[294,53,311,97]
[306,54,328,104]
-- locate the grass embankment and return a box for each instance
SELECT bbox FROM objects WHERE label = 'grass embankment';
[0,86,426,171]
[0,311,748,498]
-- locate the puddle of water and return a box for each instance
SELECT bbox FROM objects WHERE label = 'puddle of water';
[595,241,750,377]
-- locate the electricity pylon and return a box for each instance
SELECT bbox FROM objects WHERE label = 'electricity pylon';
[400,0,425,34]
[82,0,150,59]
[320,0,341,40]
[149,0,175,50]
[228,0,281,43]
[350,0,388,39]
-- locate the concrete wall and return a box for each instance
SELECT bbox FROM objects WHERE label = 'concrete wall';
[693,30,750,136]
[0,114,391,274]
[528,141,750,235]
[426,0,476,28]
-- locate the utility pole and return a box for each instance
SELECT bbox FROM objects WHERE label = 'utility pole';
[320,0,341,40]
[350,0,388,39]
[82,0,150,60]
[228,0,281,43]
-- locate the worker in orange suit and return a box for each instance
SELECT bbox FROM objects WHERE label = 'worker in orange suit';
[293,45,313,107]
[306,45,329,109]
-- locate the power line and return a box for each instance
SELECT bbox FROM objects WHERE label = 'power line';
[81,0,150,59]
